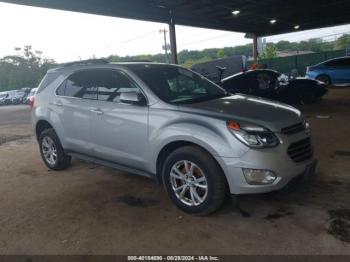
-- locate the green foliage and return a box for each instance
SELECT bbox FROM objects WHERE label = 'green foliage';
[0,46,56,92]
[335,34,350,50]
[260,44,277,59]
[216,49,225,58]
[182,57,212,68]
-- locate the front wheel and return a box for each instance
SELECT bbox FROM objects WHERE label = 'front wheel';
[316,75,331,86]
[162,146,228,216]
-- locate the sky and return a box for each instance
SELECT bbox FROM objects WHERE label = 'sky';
[1,2,350,63]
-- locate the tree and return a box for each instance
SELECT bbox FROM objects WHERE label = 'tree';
[335,34,350,50]
[0,46,56,91]
[216,50,225,58]
[260,44,277,59]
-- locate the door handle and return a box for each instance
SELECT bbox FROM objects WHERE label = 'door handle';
[90,108,104,115]
[52,101,63,107]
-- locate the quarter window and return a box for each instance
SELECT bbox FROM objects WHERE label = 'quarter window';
[37,73,59,94]
[56,80,66,96]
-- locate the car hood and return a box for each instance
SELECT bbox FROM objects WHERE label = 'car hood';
[178,94,303,132]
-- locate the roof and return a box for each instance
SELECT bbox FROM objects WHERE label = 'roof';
[47,59,175,73]
[1,0,349,36]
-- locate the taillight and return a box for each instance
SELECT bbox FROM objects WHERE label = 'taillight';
[29,96,35,110]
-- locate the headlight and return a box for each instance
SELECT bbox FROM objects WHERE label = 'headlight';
[227,121,280,148]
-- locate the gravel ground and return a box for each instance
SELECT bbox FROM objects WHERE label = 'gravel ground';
[0,89,349,255]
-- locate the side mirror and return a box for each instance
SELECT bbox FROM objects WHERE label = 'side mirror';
[120,91,146,105]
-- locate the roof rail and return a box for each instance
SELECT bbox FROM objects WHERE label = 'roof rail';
[61,59,109,67]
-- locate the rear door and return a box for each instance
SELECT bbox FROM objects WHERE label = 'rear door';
[54,70,97,154]
[89,69,149,170]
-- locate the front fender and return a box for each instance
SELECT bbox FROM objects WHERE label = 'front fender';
[146,116,249,174]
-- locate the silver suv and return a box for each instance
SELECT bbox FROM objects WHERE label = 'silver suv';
[32,60,316,215]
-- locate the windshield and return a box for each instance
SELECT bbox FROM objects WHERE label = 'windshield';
[130,65,227,104]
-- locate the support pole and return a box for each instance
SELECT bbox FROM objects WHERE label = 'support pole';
[159,28,169,63]
[168,10,178,64]
[253,34,258,63]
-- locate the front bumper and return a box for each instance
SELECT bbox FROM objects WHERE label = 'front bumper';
[216,133,316,194]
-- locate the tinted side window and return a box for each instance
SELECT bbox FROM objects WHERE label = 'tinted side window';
[339,58,350,66]
[37,73,59,94]
[65,71,98,99]
[325,58,350,67]
[96,70,139,103]
[223,74,247,91]
[56,80,66,96]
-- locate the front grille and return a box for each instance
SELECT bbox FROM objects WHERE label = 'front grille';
[281,122,305,135]
[287,138,313,163]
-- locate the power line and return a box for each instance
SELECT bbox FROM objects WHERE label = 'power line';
[180,33,234,47]
[267,30,350,43]
[98,30,159,50]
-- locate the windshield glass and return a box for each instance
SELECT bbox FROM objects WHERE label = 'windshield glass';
[130,65,227,104]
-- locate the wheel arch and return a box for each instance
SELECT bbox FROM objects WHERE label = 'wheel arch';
[155,140,227,185]
[316,73,332,85]
[35,119,54,140]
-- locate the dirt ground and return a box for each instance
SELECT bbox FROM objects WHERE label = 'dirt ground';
[0,89,349,255]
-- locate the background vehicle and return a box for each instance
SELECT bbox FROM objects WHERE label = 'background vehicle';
[0,92,9,105]
[32,61,315,215]
[11,90,27,104]
[24,87,38,104]
[221,69,328,105]
[306,56,350,86]
[191,55,247,85]
[4,90,17,105]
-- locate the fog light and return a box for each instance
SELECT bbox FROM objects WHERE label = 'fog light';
[243,169,276,185]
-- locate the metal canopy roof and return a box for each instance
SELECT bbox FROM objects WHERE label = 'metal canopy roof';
[1,0,349,36]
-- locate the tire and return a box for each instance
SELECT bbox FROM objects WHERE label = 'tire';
[316,75,331,86]
[39,128,71,170]
[162,146,228,216]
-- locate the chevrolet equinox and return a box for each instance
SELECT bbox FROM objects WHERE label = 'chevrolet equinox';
[32,60,316,215]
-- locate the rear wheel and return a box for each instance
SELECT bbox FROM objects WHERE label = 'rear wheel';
[39,128,71,170]
[316,75,331,86]
[162,146,228,216]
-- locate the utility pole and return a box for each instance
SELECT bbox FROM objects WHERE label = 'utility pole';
[159,28,169,63]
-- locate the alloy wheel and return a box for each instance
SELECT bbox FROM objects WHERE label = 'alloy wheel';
[41,136,58,166]
[170,160,208,206]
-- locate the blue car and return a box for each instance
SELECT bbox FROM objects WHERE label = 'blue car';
[306,56,350,86]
